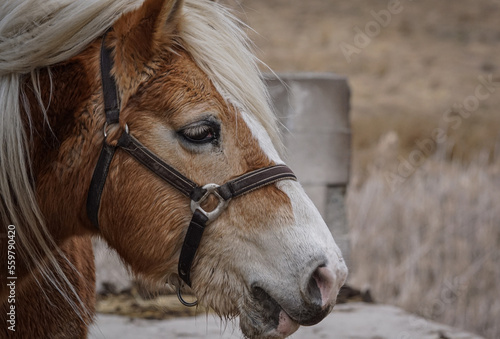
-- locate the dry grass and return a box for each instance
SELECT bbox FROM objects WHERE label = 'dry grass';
[347,147,500,338]
[351,112,500,185]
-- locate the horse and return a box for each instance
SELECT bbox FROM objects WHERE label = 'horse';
[0,0,348,338]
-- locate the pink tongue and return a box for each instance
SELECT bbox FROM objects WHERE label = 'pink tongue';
[277,310,300,336]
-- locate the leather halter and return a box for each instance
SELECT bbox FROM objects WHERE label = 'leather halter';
[87,33,297,293]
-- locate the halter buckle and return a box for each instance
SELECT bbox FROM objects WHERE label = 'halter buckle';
[190,183,228,223]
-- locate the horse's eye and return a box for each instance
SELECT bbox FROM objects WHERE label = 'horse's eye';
[179,122,219,145]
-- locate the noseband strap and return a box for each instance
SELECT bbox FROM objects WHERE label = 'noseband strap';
[87,33,297,291]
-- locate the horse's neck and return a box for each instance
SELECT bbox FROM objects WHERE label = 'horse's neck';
[23,43,102,241]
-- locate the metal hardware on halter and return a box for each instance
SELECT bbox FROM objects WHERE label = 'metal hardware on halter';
[190,184,229,223]
[176,285,198,307]
[103,122,128,138]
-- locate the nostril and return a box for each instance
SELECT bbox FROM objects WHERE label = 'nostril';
[306,271,322,307]
[308,265,336,308]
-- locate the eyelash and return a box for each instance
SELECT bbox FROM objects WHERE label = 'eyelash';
[178,121,220,145]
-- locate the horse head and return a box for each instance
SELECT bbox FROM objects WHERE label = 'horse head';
[9,0,348,337]
[89,0,348,337]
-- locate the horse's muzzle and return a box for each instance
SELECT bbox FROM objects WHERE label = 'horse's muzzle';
[241,259,348,338]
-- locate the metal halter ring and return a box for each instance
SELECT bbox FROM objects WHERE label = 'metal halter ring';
[190,183,229,223]
[176,285,198,307]
[103,122,129,138]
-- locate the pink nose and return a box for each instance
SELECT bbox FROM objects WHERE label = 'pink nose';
[297,263,345,326]
[311,265,338,308]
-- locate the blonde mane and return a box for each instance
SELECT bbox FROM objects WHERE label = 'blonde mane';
[0,0,281,309]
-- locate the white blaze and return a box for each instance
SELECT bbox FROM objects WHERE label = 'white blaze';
[240,110,347,272]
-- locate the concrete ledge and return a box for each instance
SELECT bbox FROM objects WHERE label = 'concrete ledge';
[265,73,351,185]
[89,303,483,339]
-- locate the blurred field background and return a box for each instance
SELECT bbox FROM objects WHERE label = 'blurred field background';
[220,0,500,338]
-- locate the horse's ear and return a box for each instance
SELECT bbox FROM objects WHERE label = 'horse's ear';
[112,0,183,75]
